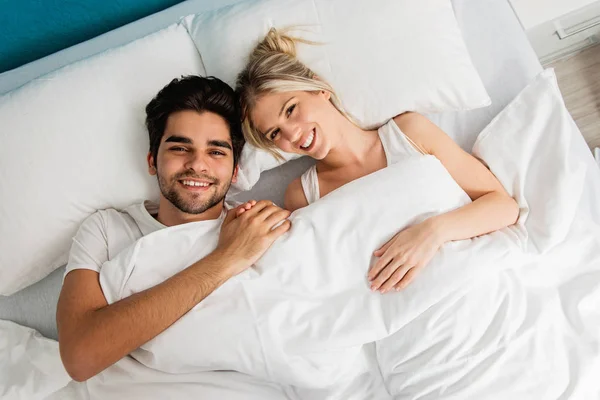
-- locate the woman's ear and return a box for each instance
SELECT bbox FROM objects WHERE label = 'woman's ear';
[320,90,331,101]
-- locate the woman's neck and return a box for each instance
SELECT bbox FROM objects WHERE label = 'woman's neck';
[318,116,379,171]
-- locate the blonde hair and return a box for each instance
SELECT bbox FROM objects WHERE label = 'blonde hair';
[236,27,355,160]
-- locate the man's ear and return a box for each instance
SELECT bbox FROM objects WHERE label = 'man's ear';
[147,152,157,176]
[231,165,240,184]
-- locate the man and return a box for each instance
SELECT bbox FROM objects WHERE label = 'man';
[56,76,291,382]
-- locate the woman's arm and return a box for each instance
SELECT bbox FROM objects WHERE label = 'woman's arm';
[368,112,519,292]
[396,112,519,240]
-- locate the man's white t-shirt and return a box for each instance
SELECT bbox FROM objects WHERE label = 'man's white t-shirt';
[64,201,166,277]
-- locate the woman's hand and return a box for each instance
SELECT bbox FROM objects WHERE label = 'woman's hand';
[368,219,445,293]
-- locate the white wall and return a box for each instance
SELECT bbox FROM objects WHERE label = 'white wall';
[509,0,598,29]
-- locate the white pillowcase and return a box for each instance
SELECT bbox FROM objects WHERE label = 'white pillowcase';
[472,69,587,253]
[183,0,491,191]
[0,23,204,295]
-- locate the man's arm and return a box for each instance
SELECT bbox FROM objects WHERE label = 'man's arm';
[57,200,291,382]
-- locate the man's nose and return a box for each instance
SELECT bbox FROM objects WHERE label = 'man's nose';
[184,153,209,173]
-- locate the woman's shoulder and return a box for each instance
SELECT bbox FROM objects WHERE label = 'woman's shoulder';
[392,111,428,132]
[392,112,436,155]
[284,176,309,212]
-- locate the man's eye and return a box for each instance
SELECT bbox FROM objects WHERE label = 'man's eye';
[171,147,187,152]
[286,104,296,117]
[210,151,225,156]
[269,129,280,141]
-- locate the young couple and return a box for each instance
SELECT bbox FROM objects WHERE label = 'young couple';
[57,28,517,381]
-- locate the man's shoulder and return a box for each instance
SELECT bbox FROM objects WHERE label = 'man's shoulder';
[79,201,162,241]
[79,205,140,235]
[85,207,131,223]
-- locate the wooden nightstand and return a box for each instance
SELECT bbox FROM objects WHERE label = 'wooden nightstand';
[509,0,600,149]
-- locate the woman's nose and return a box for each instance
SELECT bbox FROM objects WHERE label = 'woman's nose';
[281,124,302,143]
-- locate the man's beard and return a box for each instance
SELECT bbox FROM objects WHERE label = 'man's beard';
[157,171,231,215]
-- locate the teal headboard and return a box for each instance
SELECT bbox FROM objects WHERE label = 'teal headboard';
[0,0,185,74]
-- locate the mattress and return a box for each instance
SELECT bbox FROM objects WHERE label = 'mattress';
[0,0,543,340]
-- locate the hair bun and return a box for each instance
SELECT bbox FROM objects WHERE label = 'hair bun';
[259,27,298,57]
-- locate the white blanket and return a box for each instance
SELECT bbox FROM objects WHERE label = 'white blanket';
[95,69,600,397]
[376,220,600,398]
[99,156,526,390]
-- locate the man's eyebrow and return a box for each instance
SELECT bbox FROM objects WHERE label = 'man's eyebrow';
[263,96,295,137]
[165,135,192,144]
[208,140,232,150]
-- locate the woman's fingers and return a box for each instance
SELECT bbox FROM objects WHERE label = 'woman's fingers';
[370,255,406,291]
[235,200,258,216]
[368,252,393,282]
[369,247,407,281]
[378,263,414,293]
[373,238,393,257]
[393,267,420,291]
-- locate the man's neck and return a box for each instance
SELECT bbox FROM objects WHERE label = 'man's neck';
[155,197,224,227]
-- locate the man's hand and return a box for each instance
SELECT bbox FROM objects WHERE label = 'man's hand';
[57,200,290,382]
[215,200,291,275]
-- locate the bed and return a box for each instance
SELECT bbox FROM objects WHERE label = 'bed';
[0,0,543,339]
[2,0,598,398]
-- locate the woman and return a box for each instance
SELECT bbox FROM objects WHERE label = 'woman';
[235,28,519,293]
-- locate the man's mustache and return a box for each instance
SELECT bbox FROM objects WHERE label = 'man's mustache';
[173,171,218,183]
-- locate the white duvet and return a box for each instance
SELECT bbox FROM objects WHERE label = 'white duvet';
[2,70,600,399]
[98,156,523,387]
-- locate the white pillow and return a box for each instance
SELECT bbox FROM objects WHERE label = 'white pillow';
[472,69,587,253]
[0,23,204,295]
[183,0,491,191]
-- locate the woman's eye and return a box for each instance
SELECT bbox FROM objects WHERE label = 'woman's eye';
[270,129,280,141]
[286,104,296,117]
